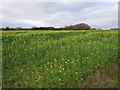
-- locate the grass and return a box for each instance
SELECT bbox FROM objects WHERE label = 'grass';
[2,30,118,88]
[78,63,118,88]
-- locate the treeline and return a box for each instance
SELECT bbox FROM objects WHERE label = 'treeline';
[1,23,119,31]
[1,23,92,31]
[31,26,60,30]
[1,27,62,30]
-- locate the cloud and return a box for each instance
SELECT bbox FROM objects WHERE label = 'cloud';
[1,2,118,29]
[1,0,119,2]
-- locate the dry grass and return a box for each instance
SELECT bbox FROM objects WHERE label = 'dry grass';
[78,63,118,88]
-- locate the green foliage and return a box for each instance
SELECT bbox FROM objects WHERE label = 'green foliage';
[2,30,118,88]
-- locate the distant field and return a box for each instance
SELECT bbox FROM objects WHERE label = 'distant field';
[2,30,118,88]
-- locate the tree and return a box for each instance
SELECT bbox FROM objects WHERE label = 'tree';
[64,23,90,30]
[16,27,22,30]
[72,23,90,30]
[31,26,37,30]
[5,26,10,30]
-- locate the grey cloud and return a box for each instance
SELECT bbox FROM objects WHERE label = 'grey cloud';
[2,2,118,29]
[2,20,32,28]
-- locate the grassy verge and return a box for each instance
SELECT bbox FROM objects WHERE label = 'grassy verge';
[78,62,118,88]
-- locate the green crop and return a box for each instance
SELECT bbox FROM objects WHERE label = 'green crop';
[2,30,118,88]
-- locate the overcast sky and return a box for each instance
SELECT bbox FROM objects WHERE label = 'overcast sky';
[1,1,118,29]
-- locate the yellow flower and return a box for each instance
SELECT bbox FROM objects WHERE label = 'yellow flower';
[54,59,57,62]
[33,65,35,67]
[60,66,62,68]
[36,80,38,82]
[50,71,53,73]
[59,70,62,73]
[50,65,53,68]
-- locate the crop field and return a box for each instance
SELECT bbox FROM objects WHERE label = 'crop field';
[1,30,118,88]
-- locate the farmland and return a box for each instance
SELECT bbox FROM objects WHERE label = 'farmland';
[2,30,118,88]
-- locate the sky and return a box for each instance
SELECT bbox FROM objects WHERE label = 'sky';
[1,1,118,29]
